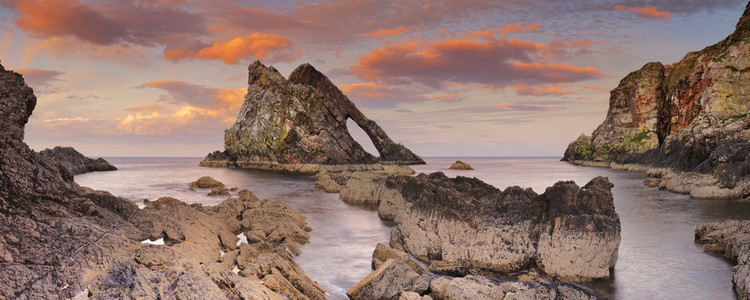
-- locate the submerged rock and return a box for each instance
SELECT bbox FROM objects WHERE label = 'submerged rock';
[38,146,117,175]
[190,176,225,189]
[448,160,473,170]
[562,3,750,200]
[696,220,750,299]
[201,61,423,171]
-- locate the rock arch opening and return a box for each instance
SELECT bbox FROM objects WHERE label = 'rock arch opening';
[346,118,379,158]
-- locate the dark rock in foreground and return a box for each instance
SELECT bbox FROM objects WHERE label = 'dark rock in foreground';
[38,146,117,176]
[696,220,750,299]
[563,2,750,200]
[0,61,322,299]
[201,61,423,172]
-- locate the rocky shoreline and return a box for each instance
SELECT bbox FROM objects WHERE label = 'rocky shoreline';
[39,146,117,176]
[0,61,329,299]
[696,220,750,299]
[562,2,750,201]
[314,169,619,299]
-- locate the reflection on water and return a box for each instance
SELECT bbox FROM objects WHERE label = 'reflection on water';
[76,157,750,299]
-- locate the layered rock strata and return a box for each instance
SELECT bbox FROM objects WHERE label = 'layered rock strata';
[201,61,423,172]
[38,146,117,175]
[563,3,750,199]
[695,220,750,299]
[339,171,617,299]
[0,61,322,299]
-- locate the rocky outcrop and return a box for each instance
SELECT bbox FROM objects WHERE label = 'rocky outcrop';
[200,61,423,171]
[38,146,117,175]
[448,160,473,170]
[190,176,225,189]
[386,173,620,280]
[563,3,750,199]
[0,61,322,299]
[695,220,750,299]
[347,258,430,300]
[338,172,407,221]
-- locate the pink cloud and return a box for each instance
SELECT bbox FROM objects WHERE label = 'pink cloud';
[615,5,672,20]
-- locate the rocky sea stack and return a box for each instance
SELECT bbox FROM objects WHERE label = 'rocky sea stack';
[201,61,424,172]
[563,3,750,199]
[39,146,117,176]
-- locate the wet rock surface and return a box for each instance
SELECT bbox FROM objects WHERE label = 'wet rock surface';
[0,61,322,299]
[696,220,750,299]
[201,61,423,171]
[38,146,117,175]
[563,3,750,200]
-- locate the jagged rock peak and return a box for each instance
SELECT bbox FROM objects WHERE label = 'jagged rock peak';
[202,61,424,171]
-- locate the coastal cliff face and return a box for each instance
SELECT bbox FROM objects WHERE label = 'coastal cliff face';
[201,61,423,171]
[564,3,750,199]
[39,146,117,175]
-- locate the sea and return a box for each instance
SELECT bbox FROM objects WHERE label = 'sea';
[74,157,750,299]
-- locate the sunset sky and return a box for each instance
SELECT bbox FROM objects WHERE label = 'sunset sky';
[0,0,746,157]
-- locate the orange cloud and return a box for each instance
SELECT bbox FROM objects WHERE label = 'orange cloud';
[582,85,609,91]
[125,104,167,112]
[14,0,125,44]
[496,103,562,111]
[338,82,427,108]
[615,5,672,20]
[429,93,464,102]
[436,29,451,35]
[164,33,294,64]
[497,24,541,35]
[511,84,577,96]
[367,26,409,37]
[352,36,604,88]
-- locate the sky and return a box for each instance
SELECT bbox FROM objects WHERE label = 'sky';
[0,0,747,157]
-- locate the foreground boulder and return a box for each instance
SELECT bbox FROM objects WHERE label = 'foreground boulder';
[695,220,750,299]
[200,61,423,172]
[562,2,750,199]
[387,173,620,280]
[38,146,117,175]
[0,61,321,299]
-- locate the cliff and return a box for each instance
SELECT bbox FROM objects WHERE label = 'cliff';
[564,2,750,199]
[201,61,424,172]
[39,146,117,175]
[0,61,327,299]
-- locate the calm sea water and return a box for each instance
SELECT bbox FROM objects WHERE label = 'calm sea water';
[75,157,750,299]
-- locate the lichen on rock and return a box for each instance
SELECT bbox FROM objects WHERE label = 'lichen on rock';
[201,61,423,172]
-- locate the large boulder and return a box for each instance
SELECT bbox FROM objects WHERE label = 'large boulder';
[201,61,423,171]
[347,258,429,300]
[386,172,620,280]
[695,220,750,299]
[38,146,117,175]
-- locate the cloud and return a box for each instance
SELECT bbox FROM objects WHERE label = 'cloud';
[351,36,604,88]
[10,0,205,46]
[511,83,577,96]
[367,26,410,38]
[164,33,295,64]
[496,103,563,111]
[615,5,672,20]
[429,93,465,103]
[15,68,63,88]
[338,82,427,108]
[497,24,541,35]
[581,85,609,91]
[139,80,245,110]
[484,138,505,143]
[125,104,167,112]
